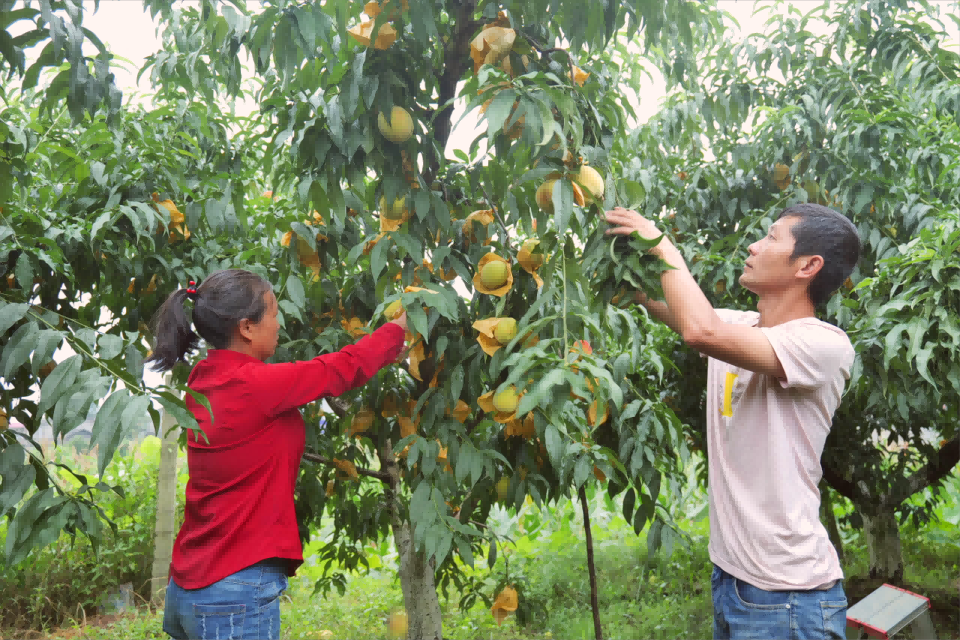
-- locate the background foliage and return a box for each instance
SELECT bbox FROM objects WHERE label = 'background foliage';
[2,0,959,636]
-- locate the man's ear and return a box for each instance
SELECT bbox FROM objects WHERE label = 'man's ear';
[236,318,255,342]
[797,254,824,282]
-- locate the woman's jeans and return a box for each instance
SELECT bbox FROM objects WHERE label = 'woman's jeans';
[711,565,848,640]
[163,558,289,640]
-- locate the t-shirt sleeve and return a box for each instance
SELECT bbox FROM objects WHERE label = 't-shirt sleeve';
[759,322,854,390]
[246,322,406,417]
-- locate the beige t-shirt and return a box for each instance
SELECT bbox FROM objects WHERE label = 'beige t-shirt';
[705,309,853,591]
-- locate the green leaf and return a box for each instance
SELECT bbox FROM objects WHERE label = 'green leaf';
[448,366,464,406]
[554,179,574,234]
[5,488,54,564]
[519,368,566,415]
[1,321,39,379]
[0,302,30,334]
[414,189,430,221]
[31,330,63,376]
[0,446,35,518]
[205,198,225,233]
[545,424,564,470]
[470,449,484,486]
[370,233,389,282]
[125,343,144,380]
[484,89,517,138]
[883,324,908,369]
[75,328,97,352]
[291,221,317,251]
[110,394,149,462]
[622,487,636,521]
[185,388,215,430]
[90,390,129,463]
[37,354,82,416]
[456,536,474,568]
[646,518,664,559]
[455,444,472,484]
[14,251,33,291]
[119,204,146,237]
[618,180,645,209]
[286,274,306,310]
[914,345,936,389]
[99,393,149,476]
[573,455,591,488]
[409,481,432,526]
[407,303,429,342]
[435,530,453,565]
[89,160,106,186]
[98,333,124,360]
[156,391,199,435]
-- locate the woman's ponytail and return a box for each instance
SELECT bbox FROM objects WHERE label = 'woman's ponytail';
[146,288,200,372]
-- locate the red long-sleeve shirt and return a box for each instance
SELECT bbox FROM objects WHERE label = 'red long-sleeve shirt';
[169,322,405,590]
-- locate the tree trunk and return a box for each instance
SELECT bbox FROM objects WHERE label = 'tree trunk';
[150,375,180,603]
[394,520,443,640]
[379,440,443,640]
[862,510,904,584]
[819,481,844,563]
[579,486,603,640]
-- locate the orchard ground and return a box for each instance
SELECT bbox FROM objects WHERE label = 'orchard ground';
[4,439,957,640]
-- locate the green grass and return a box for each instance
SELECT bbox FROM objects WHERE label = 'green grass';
[39,498,958,640]
[41,520,714,640]
[35,523,960,640]
[18,459,960,640]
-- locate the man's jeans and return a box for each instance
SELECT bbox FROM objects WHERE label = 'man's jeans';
[163,558,289,640]
[711,565,848,640]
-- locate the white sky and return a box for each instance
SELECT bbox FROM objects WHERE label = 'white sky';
[71,1,795,144]
[8,0,959,413]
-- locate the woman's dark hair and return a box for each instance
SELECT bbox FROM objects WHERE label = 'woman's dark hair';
[146,269,273,372]
[778,203,861,306]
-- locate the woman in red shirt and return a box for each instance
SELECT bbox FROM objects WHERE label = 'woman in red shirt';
[146,269,408,640]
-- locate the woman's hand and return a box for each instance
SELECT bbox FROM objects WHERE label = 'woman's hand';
[390,311,409,333]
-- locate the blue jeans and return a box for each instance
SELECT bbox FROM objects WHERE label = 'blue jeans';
[711,565,848,640]
[163,558,289,640]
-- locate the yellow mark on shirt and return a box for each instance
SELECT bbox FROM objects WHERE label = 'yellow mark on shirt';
[722,372,739,417]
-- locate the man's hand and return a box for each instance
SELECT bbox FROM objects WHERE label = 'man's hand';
[604,207,666,249]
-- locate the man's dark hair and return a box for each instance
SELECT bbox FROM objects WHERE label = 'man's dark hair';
[778,203,860,306]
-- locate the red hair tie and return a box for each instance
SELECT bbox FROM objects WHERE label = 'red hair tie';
[186,280,199,300]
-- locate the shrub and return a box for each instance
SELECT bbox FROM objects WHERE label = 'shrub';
[0,437,187,632]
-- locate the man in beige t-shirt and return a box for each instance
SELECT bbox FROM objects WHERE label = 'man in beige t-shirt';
[605,203,860,640]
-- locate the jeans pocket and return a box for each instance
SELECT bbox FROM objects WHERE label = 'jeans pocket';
[193,603,247,640]
[257,574,288,610]
[820,599,848,639]
[733,579,791,610]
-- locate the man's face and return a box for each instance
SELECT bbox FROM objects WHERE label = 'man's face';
[739,216,809,295]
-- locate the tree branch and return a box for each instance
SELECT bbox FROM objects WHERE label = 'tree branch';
[479,182,514,255]
[886,436,960,508]
[820,456,873,508]
[377,438,407,531]
[327,397,350,418]
[524,34,577,85]
[464,413,483,436]
[424,0,481,184]
[302,452,390,483]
